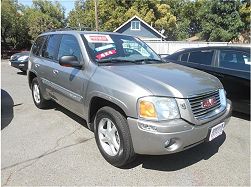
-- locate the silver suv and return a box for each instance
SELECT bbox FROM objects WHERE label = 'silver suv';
[28,30,232,167]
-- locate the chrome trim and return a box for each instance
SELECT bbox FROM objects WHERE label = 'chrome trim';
[42,78,83,102]
[187,89,226,125]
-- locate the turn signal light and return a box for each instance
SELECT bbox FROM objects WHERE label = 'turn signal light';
[139,101,157,119]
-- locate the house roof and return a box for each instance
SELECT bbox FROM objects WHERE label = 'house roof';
[113,15,166,39]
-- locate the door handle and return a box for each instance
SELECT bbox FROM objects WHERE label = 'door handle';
[53,69,59,75]
[35,64,40,68]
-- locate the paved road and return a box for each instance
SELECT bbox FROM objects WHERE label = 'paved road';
[1,60,250,186]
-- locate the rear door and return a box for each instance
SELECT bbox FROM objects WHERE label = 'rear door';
[30,35,47,76]
[186,50,217,74]
[39,34,62,98]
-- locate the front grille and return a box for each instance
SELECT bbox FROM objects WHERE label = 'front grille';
[188,90,221,119]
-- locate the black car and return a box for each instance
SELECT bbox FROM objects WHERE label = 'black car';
[164,46,250,115]
[9,51,30,72]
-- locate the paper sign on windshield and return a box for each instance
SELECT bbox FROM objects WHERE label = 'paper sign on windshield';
[96,49,117,60]
[95,44,115,52]
[84,34,114,43]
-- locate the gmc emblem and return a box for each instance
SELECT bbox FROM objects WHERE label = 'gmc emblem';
[201,97,217,109]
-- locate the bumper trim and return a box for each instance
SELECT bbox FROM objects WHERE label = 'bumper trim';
[127,100,232,155]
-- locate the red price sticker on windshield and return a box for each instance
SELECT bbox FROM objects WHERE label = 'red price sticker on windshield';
[96,49,117,60]
[84,34,114,43]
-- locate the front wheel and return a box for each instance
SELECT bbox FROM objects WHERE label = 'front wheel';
[94,106,135,167]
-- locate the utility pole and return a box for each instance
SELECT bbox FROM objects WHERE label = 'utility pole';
[94,0,99,31]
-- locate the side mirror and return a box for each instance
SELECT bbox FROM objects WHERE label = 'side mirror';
[59,55,82,68]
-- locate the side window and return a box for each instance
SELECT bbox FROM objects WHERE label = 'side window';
[219,50,250,72]
[180,53,189,62]
[188,50,214,65]
[31,36,46,56]
[58,35,82,61]
[41,35,61,61]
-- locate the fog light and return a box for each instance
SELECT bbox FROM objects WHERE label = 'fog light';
[164,138,181,151]
[164,139,170,147]
[138,122,157,132]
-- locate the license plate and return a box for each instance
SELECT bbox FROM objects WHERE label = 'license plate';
[208,122,224,141]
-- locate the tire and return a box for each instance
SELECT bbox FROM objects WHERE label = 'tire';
[31,77,48,109]
[94,106,135,167]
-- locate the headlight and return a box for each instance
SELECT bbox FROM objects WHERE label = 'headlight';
[219,89,227,108]
[138,97,180,121]
[18,55,29,61]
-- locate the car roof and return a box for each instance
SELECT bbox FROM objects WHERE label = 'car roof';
[39,30,127,37]
[174,46,250,54]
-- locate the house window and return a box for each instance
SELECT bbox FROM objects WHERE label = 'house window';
[131,21,140,30]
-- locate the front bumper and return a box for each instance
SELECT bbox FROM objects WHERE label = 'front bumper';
[10,60,28,71]
[127,100,232,155]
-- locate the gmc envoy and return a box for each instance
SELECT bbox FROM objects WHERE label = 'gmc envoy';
[28,30,232,167]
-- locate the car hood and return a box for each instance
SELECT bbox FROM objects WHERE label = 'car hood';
[10,52,29,61]
[101,63,223,98]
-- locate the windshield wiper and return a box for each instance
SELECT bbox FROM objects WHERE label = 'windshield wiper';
[97,58,163,65]
[97,58,137,65]
[133,58,163,64]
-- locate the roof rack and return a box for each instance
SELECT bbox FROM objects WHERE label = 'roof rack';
[45,27,92,33]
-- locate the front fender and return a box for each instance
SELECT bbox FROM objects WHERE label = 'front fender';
[85,91,129,122]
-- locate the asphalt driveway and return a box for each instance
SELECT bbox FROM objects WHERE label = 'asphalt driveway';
[1,60,250,186]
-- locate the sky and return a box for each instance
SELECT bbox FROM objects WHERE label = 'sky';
[18,0,77,16]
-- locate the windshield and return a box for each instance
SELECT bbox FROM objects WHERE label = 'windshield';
[81,33,161,64]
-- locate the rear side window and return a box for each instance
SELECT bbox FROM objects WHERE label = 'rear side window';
[188,50,214,65]
[58,35,82,61]
[219,50,250,72]
[41,35,61,61]
[31,36,46,56]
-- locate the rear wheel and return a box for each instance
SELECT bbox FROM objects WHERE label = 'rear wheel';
[31,78,48,109]
[94,106,135,167]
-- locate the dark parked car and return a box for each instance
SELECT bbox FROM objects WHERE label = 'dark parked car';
[9,51,30,72]
[164,46,250,115]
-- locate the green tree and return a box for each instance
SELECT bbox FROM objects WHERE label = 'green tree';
[67,0,177,39]
[67,0,95,29]
[199,0,244,42]
[66,0,249,42]
[154,3,177,40]
[1,0,30,49]
[26,0,65,40]
[239,0,250,30]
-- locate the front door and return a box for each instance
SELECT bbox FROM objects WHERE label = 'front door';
[52,34,87,117]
